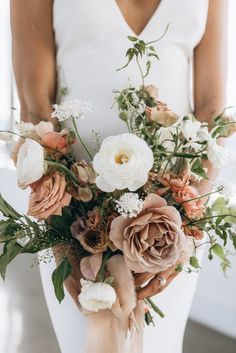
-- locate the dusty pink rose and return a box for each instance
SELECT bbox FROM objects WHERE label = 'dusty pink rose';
[109,193,186,273]
[28,172,71,220]
[41,131,67,153]
[173,186,205,219]
[146,101,179,127]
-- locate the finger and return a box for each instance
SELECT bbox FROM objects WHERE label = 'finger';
[134,272,155,287]
[137,267,180,300]
[156,270,180,294]
[137,275,162,300]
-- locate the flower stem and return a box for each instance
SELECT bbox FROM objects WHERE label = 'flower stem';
[136,56,145,88]
[72,118,93,160]
[146,298,165,318]
[180,187,224,206]
[46,160,80,185]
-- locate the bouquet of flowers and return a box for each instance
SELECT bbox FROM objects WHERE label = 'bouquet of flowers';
[1,36,236,349]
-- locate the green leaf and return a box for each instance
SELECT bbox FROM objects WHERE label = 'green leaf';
[212,197,228,214]
[191,159,208,179]
[128,36,138,42]
[0,193,21,220]
[0,220,21,243]
[52,257,72,303]
[0,241,23,280]
[212,243,225,261]
[190,256,201,269]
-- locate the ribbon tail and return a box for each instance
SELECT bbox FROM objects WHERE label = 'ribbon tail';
[84,255,144,353]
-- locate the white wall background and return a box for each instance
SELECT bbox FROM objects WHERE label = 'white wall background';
[190,0,236,337]
[0,0,236,339]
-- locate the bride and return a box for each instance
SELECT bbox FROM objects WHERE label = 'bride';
[10,0,228,352]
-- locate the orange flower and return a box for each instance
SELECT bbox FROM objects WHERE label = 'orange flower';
[182,223,204,240]
[41,131,67,153]
[157,171,191,196]
[173,186,205,220]
[28,172,71,220]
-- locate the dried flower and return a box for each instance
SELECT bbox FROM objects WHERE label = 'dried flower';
[72,160,96,184]
[146,101,179,127]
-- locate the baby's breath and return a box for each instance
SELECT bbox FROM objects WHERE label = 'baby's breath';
[115,192,144,218]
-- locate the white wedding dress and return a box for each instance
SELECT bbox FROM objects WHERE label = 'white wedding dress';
[40,1,209,352]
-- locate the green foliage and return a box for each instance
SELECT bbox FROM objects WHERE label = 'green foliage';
[0,193,21,220]
[191,159,208,179]
[52,257,72,303]
[190,256,201,269]
[0,241,23,280]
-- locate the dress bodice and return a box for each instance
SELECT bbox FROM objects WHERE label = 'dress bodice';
[53,0,209,159]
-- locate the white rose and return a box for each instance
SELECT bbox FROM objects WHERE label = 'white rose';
[79,279,116,312]
[93,133,154,192]
[16,139,46,187]
[207,139,227,167]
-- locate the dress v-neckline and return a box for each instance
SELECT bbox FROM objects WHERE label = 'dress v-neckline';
[112,0,165,37]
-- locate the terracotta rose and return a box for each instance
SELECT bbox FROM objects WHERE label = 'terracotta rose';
[109,193,186,273]
[28,172,71,220]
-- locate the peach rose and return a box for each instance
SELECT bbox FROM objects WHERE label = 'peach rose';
[182,223,204,240]
[146,101,179,127]
[41,131,67,153]
[173,186,205,219]
[109,193,186,273]
[28,172,71,220]
[157,171,191,196]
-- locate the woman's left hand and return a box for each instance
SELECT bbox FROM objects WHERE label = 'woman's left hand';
[135,264,180,300]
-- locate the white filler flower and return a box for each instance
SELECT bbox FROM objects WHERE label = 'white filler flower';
[93,133,154,192]
[79,279,116,312]
[16,139,46,187]
[180,116,201,141]
[115,192,144,218]
[16,122,34,137]
[52,100,92,122]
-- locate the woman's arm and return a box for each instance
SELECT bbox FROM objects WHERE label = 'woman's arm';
[137,0,229,300]
[194,0,228,121]
[11,0,80,304]
[194,0,229,195]
[11,0,56,125]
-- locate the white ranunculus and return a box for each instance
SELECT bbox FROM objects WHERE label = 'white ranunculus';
[181,118,201,141]
[79,279,116,312]
[207,139,227,167]
[16,139,46,187]
[93,133,154,192]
